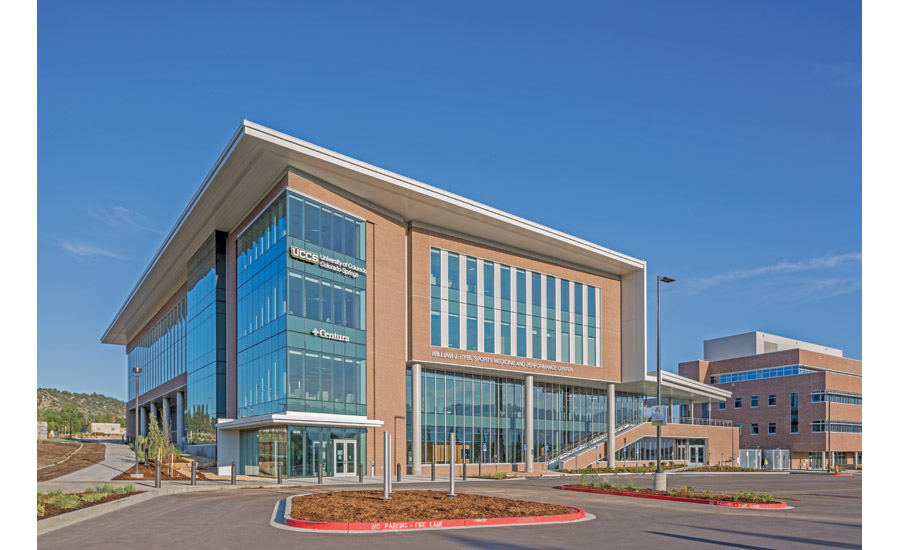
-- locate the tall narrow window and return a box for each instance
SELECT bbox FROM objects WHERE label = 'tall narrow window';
[790,392,799,434]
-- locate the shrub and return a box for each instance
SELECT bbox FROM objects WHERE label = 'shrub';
[113,486,127,494]
[97,483,116,493]
[52,494,83,510]
[626,480,635,490]
[124,484,135,493]
[667,489,676,496]
[599,477,612,488]
[685,485,695,496]
[759,493,774,503]
[703,489,713,498]
[81,492,107,503]
[37,502,45,517]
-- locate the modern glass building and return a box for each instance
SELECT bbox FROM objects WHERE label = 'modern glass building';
[104,121,734,478]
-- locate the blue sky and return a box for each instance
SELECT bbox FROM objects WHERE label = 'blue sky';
[37,1,861,400]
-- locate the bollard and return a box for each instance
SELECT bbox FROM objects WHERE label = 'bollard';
[388,433,394,495]
[318,463,323,485]
[382,431,391,501]
[231,462,236,485]
[463,460,467,481]
[155,460,161,488]
[371,460,375,477]
[190,461,197,486]
[479,461,482,477]
[448,432,456,498]
[396,462,401,483]
[431,462,436,481]
[277,461,282,484]
[359,461,364,483]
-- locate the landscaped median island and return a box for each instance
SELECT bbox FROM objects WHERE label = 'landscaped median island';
[681,465,765,473]
[285,490,586,532]
[557,475,787,509]
[557,462,681,474]
[38,484,142,520]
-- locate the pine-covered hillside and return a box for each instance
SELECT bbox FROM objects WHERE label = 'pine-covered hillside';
[37,388,126,433]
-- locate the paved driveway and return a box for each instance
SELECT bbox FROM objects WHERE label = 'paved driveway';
[37,473,862,550]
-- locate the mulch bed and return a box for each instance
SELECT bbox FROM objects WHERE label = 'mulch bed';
[38,491,144,520]
[290,490,577,523]
[561,484,777,504]
[37,442,107,482]
[112,460,211,481]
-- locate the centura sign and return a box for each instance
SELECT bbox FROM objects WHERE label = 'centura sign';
[311,328,350,343]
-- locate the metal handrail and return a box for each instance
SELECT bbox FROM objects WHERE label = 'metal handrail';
[544,415,648,465]
[668,417,733,428]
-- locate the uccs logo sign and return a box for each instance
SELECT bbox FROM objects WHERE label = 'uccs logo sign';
[289,246,319,265]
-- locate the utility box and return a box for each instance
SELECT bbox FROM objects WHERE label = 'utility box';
[739,449,761,469]
[764,449,791,471]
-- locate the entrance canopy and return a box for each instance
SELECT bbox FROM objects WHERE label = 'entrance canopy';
[216,411,383,431]
[618,370,730,403]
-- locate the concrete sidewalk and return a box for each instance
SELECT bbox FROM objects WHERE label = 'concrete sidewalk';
[51,441,136,483]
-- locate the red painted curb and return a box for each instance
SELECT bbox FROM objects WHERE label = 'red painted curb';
[832,473,853,476]
[284,494,586,532]
[556,485,787,509]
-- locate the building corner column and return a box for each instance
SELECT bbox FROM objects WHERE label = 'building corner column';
[161,396,170,436]
[607,382,616,469]
[149,402,158,429]
[176,391,185,450]
[525,375,534,472]
[140,407,148,437]
[411,363,422,475]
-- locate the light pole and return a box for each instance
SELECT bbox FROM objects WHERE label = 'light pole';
[653,276,675,491]
[132,367,143,478]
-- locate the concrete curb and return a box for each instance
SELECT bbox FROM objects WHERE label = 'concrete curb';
[556,485,789,509]
[282,493,587,533]
[37,483,279,535]
[669,471,790,475]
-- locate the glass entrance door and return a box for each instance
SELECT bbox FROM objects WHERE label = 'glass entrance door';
[689,445,705,466]
[333,439,357,476]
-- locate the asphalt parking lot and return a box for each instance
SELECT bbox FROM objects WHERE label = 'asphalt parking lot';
[37,472,861,550]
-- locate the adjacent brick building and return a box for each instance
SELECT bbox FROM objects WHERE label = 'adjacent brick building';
[679,331,861,470]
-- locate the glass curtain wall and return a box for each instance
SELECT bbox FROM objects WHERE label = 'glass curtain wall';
[236,195,288,417]
[285,191,367,416]
[127,297,186,399]
[410,368,644,465]
[615,437,690,463]
[236,190,368,418]
[429,247,601,367]
[533,382,607,462]
[239,426,365,477]
[417,368,525,465]
[185,231,227,444]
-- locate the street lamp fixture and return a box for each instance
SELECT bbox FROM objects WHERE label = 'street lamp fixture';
[131,367,143,478]
[654,275,675,491]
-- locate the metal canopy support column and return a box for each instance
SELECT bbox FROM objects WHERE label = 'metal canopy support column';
[525,374,534,473]
[412,363,422,475]
[149,402,158,428]
[606,383,616,469]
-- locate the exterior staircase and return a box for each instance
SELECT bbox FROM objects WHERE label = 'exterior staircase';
[545,415,648,470]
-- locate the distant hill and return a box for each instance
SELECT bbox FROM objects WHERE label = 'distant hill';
[37,388,126,432]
